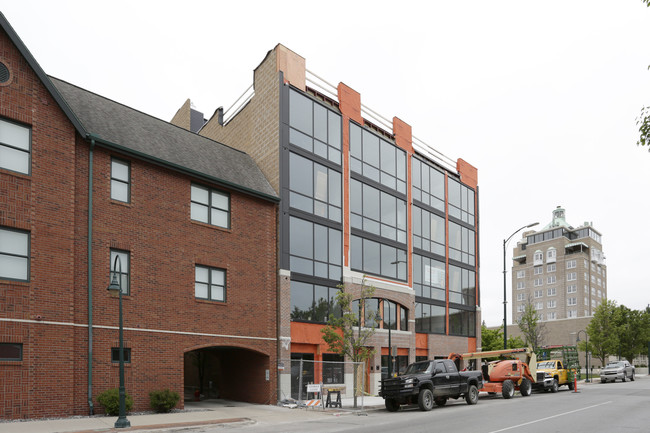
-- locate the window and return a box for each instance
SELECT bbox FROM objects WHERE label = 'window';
[110,158,130,202]
[110,250,130,295]
[289,89,341,164]
[290,281,341,322]
[289,152,341,222]
[534,251,543,266]
[351,235,406,281]
[322,354,344,384]
[111,347,131,363]
[0,343,22,361]
[449,265,476,306]
[546,248,556,263]
[534,302,543,310]
[584,284,588,293]
[568,297,577,306]
[598,290,602,298]
[591,275,595,283]
[568,310,577,318]
[190,184,230,228]
[412,206,445,256]
[0,117,31,174]
[597,278,602,287]
[448,221,475,266]
[290,217,342,280]
[567,272,577,281]
[567,284,577,293]
[534,290,543,298]
[584,272,588,281]
[449,307,476,337]
[584,259,589,268]
[591,263,596,272]
[413,255,445,301]
[547,275,556,284]
[566,259,576,269]
[591,299,596,308]
[517,304,525,313]
[597,266,601,275]
[351,179,406,243]
[547,300,556,308]
[547,264,556,273]
[447,177,475,225]
[547,312,557,320]
[603,269,606,278]
[350,122,406,193]
[547,287,556,296]
[584,309,589,316]
[534,266,543,275]
[411,158,445,212]
[516,281,525,290]
[516,270,525,279]
[195,265,226,302]
[584,298,588,306]
[534,278,543,287]
[415,303,446,334]
[591,287,595,295]
[0,227,29,281]
[517,293,525,301]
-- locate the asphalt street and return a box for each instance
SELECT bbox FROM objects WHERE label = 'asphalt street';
[190,378,650,433]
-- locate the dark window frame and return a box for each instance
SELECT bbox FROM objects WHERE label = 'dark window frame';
[288,151,342,223]
[194,264,227,302]
[350,178,407,244]
[0,343,23,361]
[288,89,342,165]
[109,249,130,295]
[111,347,132,363]
[349,121,407,194]
[0,226,30,282]
[289,215,342,281]
[350,234,407,282]
[0,116,31,175]
[289,279,341,323]
[411,157,445,212]
[110,157,131,203]
[190,183,231,229]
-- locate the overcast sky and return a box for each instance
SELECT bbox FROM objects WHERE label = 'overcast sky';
[3,1,649,326]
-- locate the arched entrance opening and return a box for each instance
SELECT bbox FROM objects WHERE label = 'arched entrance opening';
[184,346,270,404]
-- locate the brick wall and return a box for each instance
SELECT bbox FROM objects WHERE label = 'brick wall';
[0,26,278,419]
[1,26,77,419]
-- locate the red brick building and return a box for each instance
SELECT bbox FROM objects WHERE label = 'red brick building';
[0,13,279,419]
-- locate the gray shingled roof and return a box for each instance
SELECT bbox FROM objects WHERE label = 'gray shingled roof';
[50,77,277,201]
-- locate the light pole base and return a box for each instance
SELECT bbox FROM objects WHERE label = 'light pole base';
[114,416,131,429]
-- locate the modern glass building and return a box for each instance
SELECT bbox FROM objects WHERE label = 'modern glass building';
[184,44,480,397]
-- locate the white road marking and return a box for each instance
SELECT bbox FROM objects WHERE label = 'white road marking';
[486,401,613,433]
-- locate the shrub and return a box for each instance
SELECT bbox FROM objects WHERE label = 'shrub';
[149,389,180,413]
[97,388,134,416]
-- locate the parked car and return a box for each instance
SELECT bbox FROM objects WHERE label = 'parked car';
[600,361,635,383]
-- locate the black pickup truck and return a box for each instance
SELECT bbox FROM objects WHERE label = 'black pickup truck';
[380,359,483,411]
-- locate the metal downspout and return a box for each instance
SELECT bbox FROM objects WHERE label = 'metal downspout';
[88,138,95,415]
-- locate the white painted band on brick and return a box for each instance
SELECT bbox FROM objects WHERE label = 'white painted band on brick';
[0,318,276,341]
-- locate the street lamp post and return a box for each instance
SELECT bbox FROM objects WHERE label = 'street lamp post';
[503,222,539,349]
[575,330,590,382]
[107,255,131,429]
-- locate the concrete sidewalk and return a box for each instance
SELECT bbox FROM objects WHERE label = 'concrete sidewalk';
[0,397,385,433]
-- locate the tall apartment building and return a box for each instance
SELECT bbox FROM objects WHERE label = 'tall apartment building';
[511,206,607,323]
[180,44,480,397]
[0,14,278,419]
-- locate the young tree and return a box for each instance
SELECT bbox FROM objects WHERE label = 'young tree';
[586,300,619,366]
[321,277,377,408]
[614,305,650,363]
[517,299,546,350]
[480,322,503,351]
